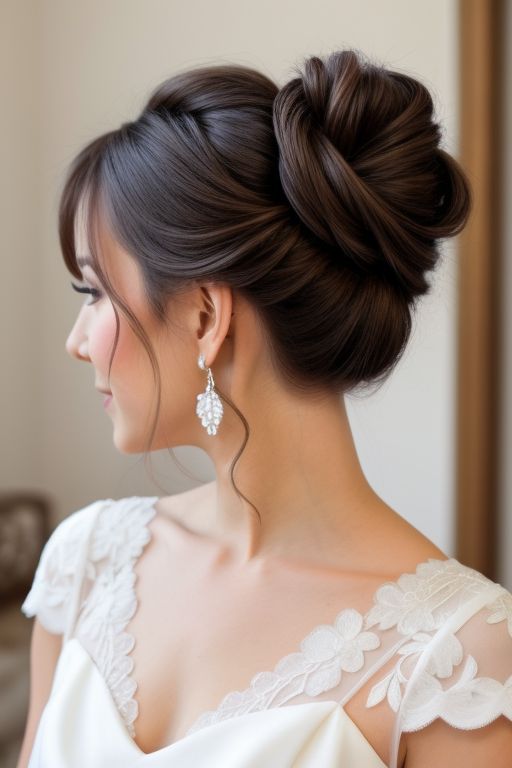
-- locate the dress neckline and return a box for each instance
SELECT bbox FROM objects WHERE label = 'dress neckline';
[115,496,468,756]
[88,495,501,759]
[60,637,386,765]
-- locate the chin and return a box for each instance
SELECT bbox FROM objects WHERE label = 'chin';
[113,424,169,454]
[112,429,146,455]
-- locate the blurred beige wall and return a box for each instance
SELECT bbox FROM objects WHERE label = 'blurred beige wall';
[2,0,461,554]
[1,3,42,490]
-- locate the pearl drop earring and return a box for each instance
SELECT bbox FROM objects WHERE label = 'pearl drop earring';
[196,353,223,435]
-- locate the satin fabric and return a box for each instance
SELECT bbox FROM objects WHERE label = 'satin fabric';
[28,638,387,767]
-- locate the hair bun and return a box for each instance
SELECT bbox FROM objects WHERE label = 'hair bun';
[272,49,472,301]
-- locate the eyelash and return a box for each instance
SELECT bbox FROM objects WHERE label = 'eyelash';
[70,282,101,305]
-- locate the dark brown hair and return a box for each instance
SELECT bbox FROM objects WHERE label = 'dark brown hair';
[59,48,472,517]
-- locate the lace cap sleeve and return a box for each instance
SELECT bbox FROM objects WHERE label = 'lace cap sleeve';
[20,498,111,636]
[361,559,512,767]
[390,569,512,765]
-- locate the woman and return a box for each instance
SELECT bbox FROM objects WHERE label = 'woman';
[18,48,512,767]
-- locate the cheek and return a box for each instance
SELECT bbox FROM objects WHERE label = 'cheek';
[91,309,152,401]
[88,310,119,376]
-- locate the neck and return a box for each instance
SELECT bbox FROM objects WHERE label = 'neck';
[198,390,380,568]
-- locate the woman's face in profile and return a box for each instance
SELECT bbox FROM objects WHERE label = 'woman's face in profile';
[65,199,201,454]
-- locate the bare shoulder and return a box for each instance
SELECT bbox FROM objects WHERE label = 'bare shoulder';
[353,496,449,580]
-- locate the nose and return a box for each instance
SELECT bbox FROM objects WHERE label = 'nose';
[65,319,90,362]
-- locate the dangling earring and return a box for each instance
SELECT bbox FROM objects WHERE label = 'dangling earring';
[196,353,224,435]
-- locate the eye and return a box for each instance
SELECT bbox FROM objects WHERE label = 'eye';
[70,282,102,305]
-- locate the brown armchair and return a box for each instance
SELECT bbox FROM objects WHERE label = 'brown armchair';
[0,493,52,768]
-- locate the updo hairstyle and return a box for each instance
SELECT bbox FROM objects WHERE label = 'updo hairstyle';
[59,48,472,507]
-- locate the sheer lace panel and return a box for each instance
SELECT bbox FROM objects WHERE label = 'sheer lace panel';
[21,495,512,767]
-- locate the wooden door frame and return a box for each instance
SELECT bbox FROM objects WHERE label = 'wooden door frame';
[456,0,506,579]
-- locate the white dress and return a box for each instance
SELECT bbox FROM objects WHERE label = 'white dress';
[20,496,512,767]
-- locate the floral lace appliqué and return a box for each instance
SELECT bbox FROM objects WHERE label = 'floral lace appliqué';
[364,558,497,635]
[186,607,380,735]
[401,655,512,731]
[366,630,465,712]
[20,501,107,635]
[73,496,159,737]
[486,591,512,636]
[365,559,511,732]
[186,558,511,738]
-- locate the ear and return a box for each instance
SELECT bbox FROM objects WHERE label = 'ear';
[196,283,234,366]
